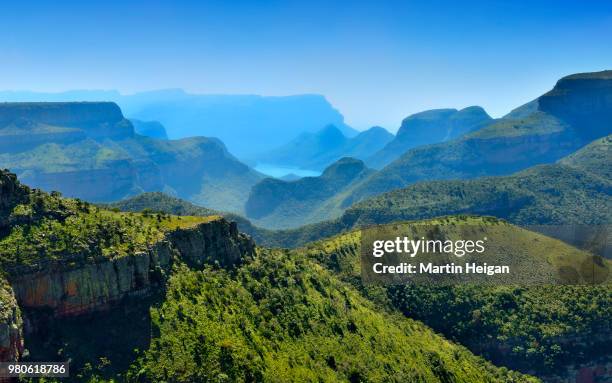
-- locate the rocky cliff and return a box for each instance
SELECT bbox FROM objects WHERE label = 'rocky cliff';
[0,282,23,362]
[539,70,612,142]
[7,218,254,317]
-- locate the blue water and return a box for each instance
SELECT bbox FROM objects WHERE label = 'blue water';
[254,163,321,178]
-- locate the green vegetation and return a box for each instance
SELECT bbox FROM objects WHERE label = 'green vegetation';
[296,220,611,377]
[126,251,535,382]
[235,134,612,249]
[0,173,215,273]
[0,102,262,212]
[467,111,565,139]
[246,158,374,229]
[559,134,611,180]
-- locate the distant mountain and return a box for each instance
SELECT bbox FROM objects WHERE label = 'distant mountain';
[0,102,262,213]
[129,119,168,139]
[367,106,492,168]
[245,157,374,229]
[0,90,357,158]
[253,124,393,171]
[345,70,612,206]
[279,173,301,181]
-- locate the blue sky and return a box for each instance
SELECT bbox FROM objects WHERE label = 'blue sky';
[1,0,611,130]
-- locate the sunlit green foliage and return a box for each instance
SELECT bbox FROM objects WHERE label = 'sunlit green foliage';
[299,224,612,376]
[127,251,536,382]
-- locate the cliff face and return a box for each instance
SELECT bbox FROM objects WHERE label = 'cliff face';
[0,282,23,362]
[539,70,612,142]
[0,102,124,126]
[8,218,255,317]
[0,102,135,141]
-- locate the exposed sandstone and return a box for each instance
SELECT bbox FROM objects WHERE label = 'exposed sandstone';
[8,218,255,317]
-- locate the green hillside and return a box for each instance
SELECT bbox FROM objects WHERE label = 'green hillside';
[237,133,611,250]
[0,102,262,213]
[0,171,538,382]
[559,135,611,179]
[125,248,535,383]
[246,158,374,229]
[297,220,611,378]
[103,191,279,246]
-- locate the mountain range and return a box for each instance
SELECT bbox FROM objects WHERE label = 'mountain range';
[245,70,612,228]
[0,90,356,158]
[0,102,262,213]
[242,133,611,251]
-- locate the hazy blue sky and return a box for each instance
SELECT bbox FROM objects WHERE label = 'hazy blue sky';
[1,0,611,130]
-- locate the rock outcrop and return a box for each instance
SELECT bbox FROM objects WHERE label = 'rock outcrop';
[0,282,23,362]
[7,218,255,317]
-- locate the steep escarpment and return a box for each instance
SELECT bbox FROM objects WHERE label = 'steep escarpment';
[8,219,254,317]
[0,102,134,140]
[0,170,254,341]
[539,70,612,142]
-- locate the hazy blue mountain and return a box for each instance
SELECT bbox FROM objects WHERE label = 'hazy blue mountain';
[0,90,356,158]
[245,157,374,229]
[367,106,492,168]
[253,124,393,171]
[129,119,168,139]
[0,102,262,212]
[344,70,612,207]
[239,71,612,229]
